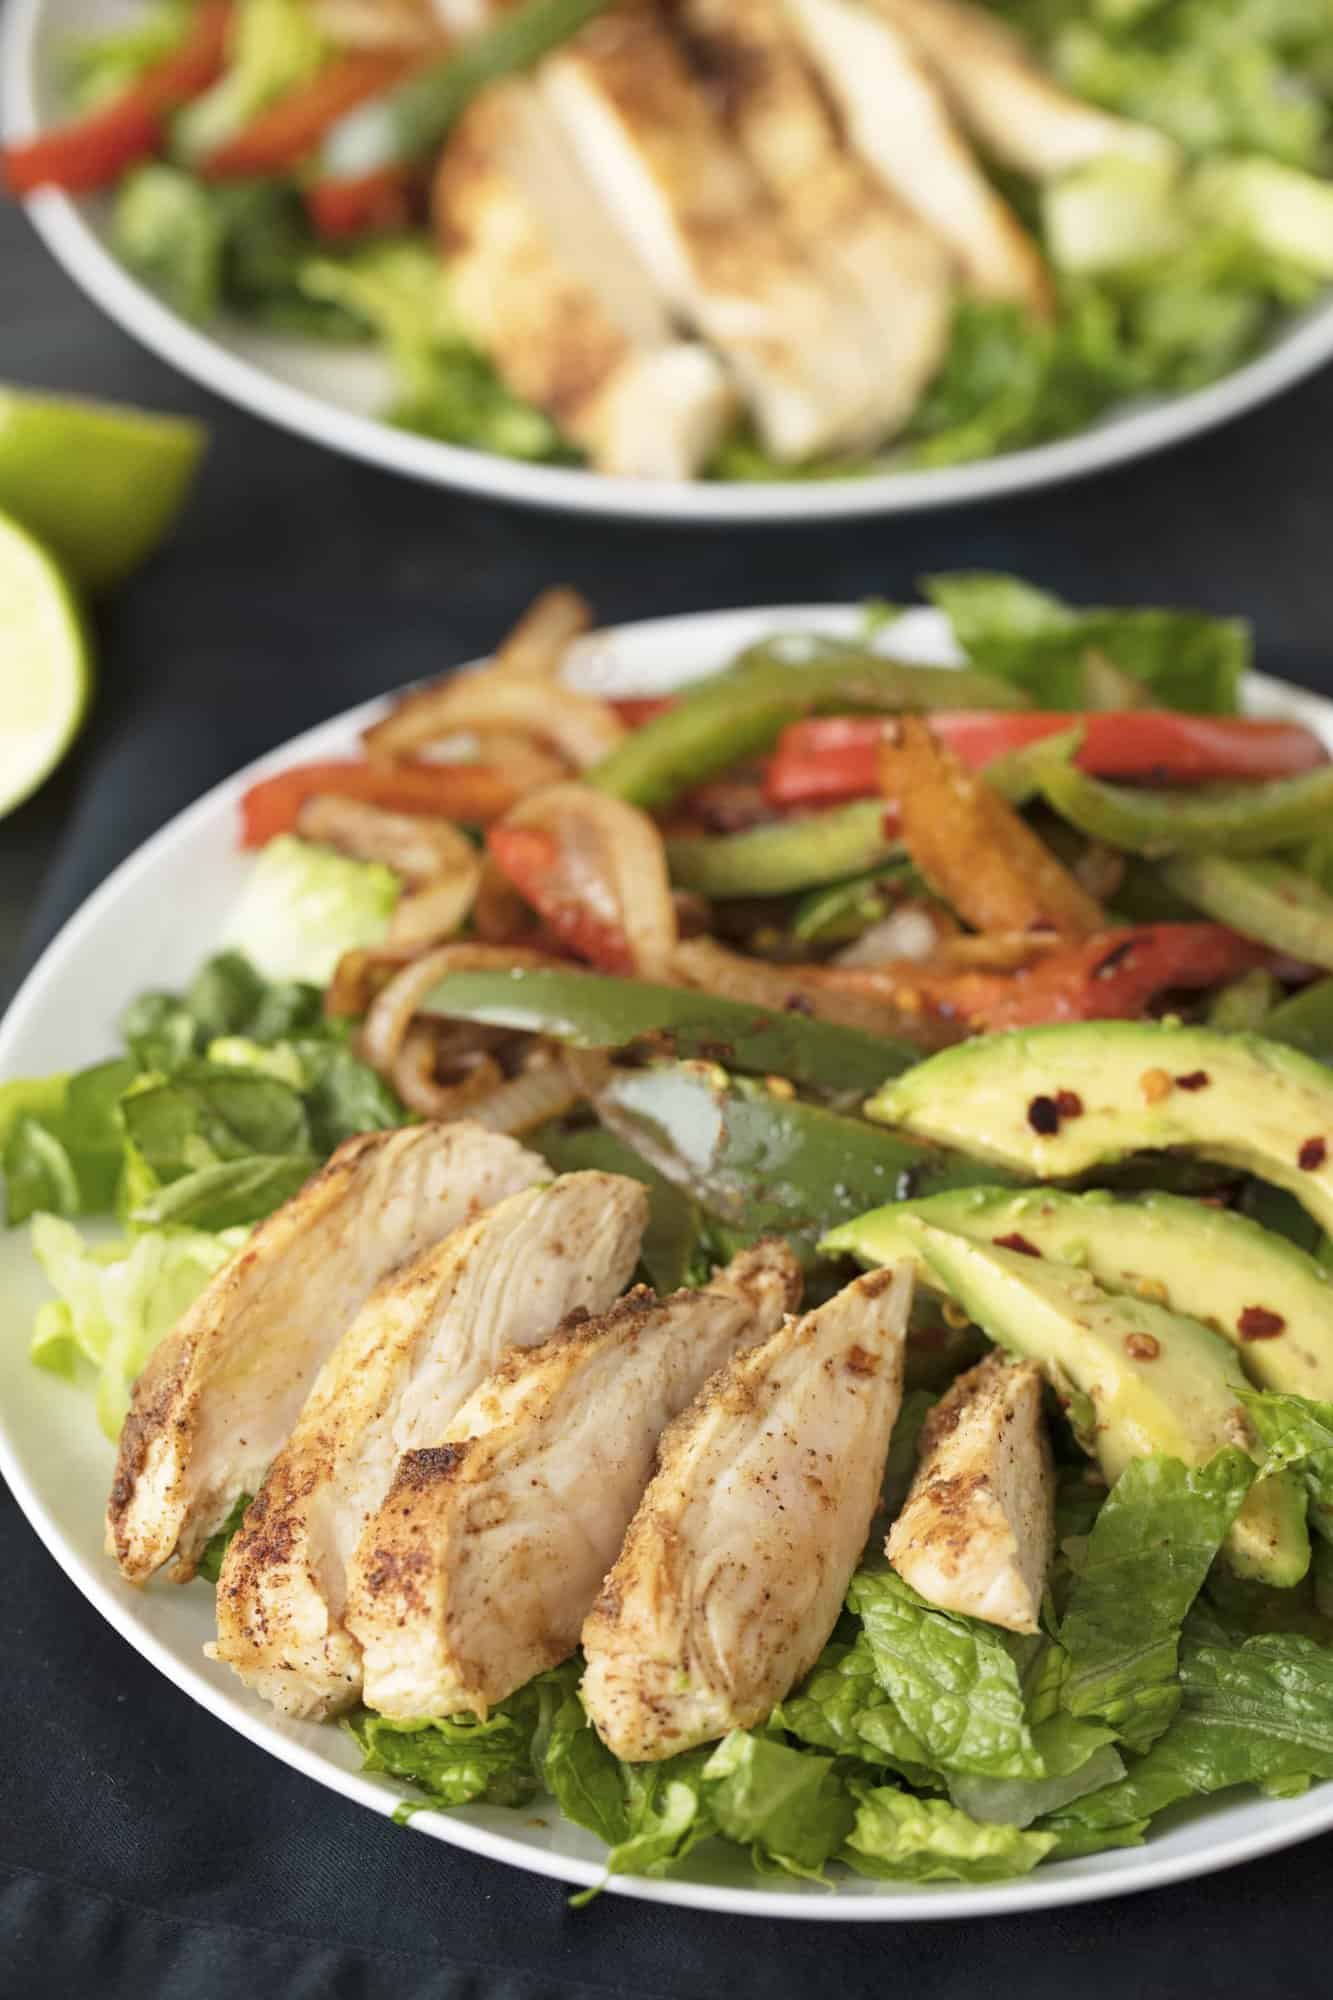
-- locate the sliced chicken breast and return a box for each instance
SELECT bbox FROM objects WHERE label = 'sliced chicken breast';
[539,7,892,461]
[886,1351,1053,1633]
[211,1172,647,1719]
[106,1124,545,1585]
[436,82,735,478]
[782,0,1052,314]
[871,0,1174,178]
[348,1239,803,1720]
[581,1262,912,1761]
[669,0,952,448]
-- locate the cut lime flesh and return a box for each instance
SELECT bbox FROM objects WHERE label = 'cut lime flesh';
[0,511,92,817]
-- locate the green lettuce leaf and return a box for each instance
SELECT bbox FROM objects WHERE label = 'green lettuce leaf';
[30,1214,242,1439]
[599,1750,716,1884]
[4,1059,140,1224]
[848,1569,1044,1779]
[223,835,400,984]
[300,244,574,464]
[196,1492,253,1584]
[842,1783,1056,1883]
[923,571,1249,713]
[701,1732,855,1881]
[113,165,226,323]
[128,1154,318,1231]
[1058,1449,1256,1751]
[773,1635,936,1787]
[1049,1602,1333,1836]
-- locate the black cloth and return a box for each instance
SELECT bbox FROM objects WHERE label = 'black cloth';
[7,198,1333,2000]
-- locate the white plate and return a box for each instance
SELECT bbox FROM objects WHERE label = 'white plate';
[10,0,1333,524]
[5,601,1333,1920]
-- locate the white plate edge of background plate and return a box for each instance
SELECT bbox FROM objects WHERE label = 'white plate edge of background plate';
[3,601,1333,1919]
[10,0,1333,523]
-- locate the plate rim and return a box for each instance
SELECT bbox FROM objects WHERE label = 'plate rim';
[6,598,1333,1920]
[9,0,1333,524]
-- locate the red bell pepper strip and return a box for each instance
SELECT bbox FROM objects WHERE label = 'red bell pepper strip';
[765,712,1329,809]
[202,51,414,179]
[305,165,414,238]
[2,1,233,196]
[240,759,519,846]
[486,825,632,974]
[830,924,1271,1035]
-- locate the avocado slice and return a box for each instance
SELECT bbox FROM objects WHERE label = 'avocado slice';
[824,1187,1333,1401]
[867,1022,1333,1237]
[899,1220,1310,1587]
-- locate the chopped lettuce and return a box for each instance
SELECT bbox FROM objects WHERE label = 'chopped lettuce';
[923,570,1250,712]
[1048,1603,1333,1838]
[196,1492,253,1584]
[300,244,575,464]
[842,1784,1056,1883]
[222,834,399,983]
[702,1732,854,1881]
[30,1213,241,1439]
[1058,1450,1256,1751]
[1242,1389,1333,1541]
[4,1059,140,1225]
[173,0,326,162]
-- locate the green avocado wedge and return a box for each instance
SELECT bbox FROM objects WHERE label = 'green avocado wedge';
[866,1022,1333,1237]
[900,1221,1309,1587]
[823,1187,1333,1401]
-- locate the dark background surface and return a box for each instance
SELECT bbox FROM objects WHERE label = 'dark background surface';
[5,193,1333,1998]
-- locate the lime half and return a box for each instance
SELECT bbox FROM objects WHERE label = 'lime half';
[0,387,205,592]
[0,512,92,816]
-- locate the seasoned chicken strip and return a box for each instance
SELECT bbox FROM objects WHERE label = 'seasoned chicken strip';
[871,0,1173,178]
[539,6,891,461]
[348,1240,803,1720]
[669,0,952,447]
[106,1124,544,1584]
[581,1262,912,1761]
[782,0,1051,314]
[211,1172,647,1719]
[887,1351,1053,1633]
[436,82,735,478]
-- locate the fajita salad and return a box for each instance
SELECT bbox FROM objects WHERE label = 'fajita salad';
[9,0,1333,481]
[14,574,1333,1892]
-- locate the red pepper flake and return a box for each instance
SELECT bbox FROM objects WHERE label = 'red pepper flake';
[1124,1333,1161,1361]
[994,1232,1042,1257]
[783,993,814,1017]
[1055,1089,1084,1119]
[1027,1095,1061,1136]
[1299,1137,1328,1171]
[1238,1306,1287,1341]
[1175,1070,1210,1091]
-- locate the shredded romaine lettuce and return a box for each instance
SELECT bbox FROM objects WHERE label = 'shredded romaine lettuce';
[222,834,399,983]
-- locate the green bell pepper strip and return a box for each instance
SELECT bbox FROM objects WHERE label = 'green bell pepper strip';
[790,863,919,948]
[666,801,900,899]
[1162,857,1333,971]
[586,640,1026,812]
[529,1121,708,1293]
[417,966,918,1092]
[321,0,613,176]
[1034,745,1333,858]
[595,1061,1007,1266]
[1265,977,1333,1062]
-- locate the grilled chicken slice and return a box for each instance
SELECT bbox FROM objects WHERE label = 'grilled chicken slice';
[106,1124,544,1584]
[669,0,952,448]
[782,0,1051,314]
[886,1351,1053,1633]
[211,1172,647,1719]
[436,82,735,478]
[348,1239,803,1720]
[870,0,1173,178]
[539,7,890,462]
[581,1262,912,1761]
